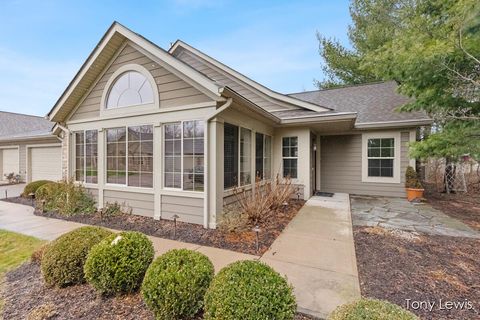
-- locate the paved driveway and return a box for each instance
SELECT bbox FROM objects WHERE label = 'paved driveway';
[261,193,360,319]
[0,183,25,199]
[351,195,480,238]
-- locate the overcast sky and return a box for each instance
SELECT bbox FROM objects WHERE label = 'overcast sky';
[0,0,351,116]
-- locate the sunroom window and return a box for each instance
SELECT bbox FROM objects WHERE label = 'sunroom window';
[106,125,153,187]
[164,120,204,191]
[74,130,98,183]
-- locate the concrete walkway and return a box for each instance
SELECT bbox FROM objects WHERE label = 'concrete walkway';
[0,183,25,199]
[261,193,361,319]
[351,195,480,238]
[0,200,257,273]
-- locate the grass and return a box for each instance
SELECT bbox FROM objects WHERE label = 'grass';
[0,230,45,314]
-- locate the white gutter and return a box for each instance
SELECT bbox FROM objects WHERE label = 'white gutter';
[355,119,433,129]
[203,98,234,229]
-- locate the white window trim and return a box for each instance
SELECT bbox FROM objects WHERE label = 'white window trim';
[361,132,401,184]
[282,136,298,179]
[74,130,99,185]
[100,64,159,118]
[162,120,204,192]
[105,124,154,189]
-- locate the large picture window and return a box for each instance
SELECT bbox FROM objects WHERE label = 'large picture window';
[127,126,153,187]
[75,130,98,183]
[255,133,272,180]
[240,128,251,185]
[282,137,298,178]
[367,138,394,177]
[224,123,238,189]
[164,120,204,191]
[106,125,153,187]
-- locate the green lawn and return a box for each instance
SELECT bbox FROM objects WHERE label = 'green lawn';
[0,230,45,313]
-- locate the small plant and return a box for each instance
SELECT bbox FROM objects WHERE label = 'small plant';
[4,172,20,184]
[405,166,423,189]
[142,249,214,319]
[204,260,296,320]
[328,298,418,320]
[84,231,154,295]
[41,226,113,287]
[34,178,96,216]
[101,201,130,218]
[225,175,295,227]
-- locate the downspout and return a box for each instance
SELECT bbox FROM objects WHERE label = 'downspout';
[203,98,233,228]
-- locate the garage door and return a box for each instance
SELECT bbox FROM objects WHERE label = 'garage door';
[30,146,62,181]
[2,148,19,177]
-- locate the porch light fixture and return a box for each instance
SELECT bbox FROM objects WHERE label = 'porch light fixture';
[172,214,180,239]
[282,202,289,213]
[252,225,261,254]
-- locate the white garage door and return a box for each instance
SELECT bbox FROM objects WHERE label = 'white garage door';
[31,146,62,181]
[2,148,19,177]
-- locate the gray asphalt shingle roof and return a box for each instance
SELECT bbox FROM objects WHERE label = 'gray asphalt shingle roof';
[288,81,430,124]
[0,111,54,139]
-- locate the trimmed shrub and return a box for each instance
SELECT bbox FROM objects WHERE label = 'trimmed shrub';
[204,260,296,320]
[405,166,423,189]
[328,298,418,320]
[142,249,214,319]
[41,226,113,287]
[34,179,96,216]
[84,231,154,295]
[22,180,53,197]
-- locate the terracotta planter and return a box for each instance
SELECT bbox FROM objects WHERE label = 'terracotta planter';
[406,188,424,201]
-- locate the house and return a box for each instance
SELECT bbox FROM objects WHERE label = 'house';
[0,111,61,183]
[36,22,431,228]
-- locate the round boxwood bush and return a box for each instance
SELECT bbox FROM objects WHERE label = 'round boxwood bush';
[41,226,113,287]
[328,298,418,320]
[142,249,214,319]
[22,180,53,197]
[204,260,296,320]
[84,231,154,295]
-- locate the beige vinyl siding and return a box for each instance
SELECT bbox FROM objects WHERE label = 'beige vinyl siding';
[86,188,99,203]
[161,195,203,225]
[103,189,154,217]
[320,132,410,197]
[176,50,299,112]
[70,44,211,121]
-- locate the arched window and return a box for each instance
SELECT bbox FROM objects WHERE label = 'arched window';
[106,71,154,109]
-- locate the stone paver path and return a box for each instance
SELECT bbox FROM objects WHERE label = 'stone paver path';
[0,200,257,273]
[261,193,361,319]
[351,195,480,238]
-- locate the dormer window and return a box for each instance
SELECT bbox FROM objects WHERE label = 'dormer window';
[106,71,154,109]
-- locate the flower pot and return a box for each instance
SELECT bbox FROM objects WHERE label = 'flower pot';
[406,188,424,201]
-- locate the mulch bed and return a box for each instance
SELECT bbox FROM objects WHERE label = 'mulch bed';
[2,196,304,256]
[424,187,480,231]
[2,262,318,320]
[354,226,480,320]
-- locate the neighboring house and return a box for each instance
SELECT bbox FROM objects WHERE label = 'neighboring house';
[0,111,61,183]
[41,22,431,228]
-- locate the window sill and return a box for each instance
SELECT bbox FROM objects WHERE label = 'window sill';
[103,184,155,194]
[361,176,401,184]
